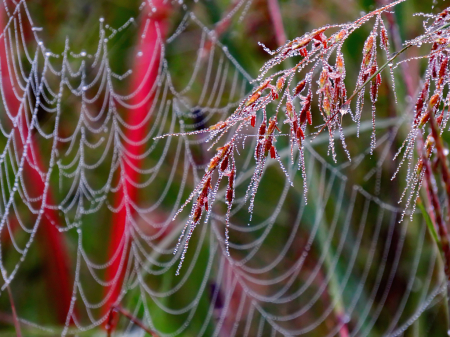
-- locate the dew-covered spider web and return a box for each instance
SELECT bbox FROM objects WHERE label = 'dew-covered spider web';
[0,0,447,336]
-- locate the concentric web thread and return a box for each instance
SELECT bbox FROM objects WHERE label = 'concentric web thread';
[0,0,446,336]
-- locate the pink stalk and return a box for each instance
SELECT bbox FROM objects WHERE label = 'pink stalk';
[0,4,74,323]
[103,1,170,321]
[106,305,159,337]
[267,0,286,46]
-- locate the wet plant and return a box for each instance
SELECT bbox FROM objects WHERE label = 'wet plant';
[158,0,450,279]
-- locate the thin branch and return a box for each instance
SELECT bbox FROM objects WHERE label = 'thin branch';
[106,305,158,337]
[6,285,21,337]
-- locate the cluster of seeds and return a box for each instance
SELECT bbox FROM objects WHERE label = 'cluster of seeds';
[394,8,450,221]
[161,1,450,274]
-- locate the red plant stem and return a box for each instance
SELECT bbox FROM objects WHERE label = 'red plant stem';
[6,285,21,337]
[201,0,244,58]
[106,305,158,337]
[0,4,74,323]
[419,126,450,313]
[267,0,286,46]
[103,1,170,321]
[429,113,450,221]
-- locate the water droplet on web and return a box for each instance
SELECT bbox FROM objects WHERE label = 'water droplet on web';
[342,314,350,323]
[99,17,104,22]
[81,51,86,57]
[137,51,143,57]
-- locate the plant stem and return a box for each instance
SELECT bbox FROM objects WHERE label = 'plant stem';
[106,305,158,337]
[419,129,450,325]
[6,285,21,337]
[267,0,286,47]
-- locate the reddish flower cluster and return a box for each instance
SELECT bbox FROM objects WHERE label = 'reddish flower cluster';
[161,1,450,274]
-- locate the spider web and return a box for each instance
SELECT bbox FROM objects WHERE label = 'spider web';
[0,0,445,336]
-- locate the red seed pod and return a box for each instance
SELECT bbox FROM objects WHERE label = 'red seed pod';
[432,62,438,79]
[276,77,286,91]
[362,71,370,83]
[220,156,229,171]
[245,92,261,106]
[296,126,305,140]
[229,169,235,187]
[336,54,345,74]
[270,145,276,159]
[265,138,273,155]
[323,97,331,115]
[363,35,374,55]
[380,25,389,50]
[370,65,377,76]
[363,51,372,67]
[299,48,308,57]
[313,32,327,48]
[300,93,312,124]
[335,29,347,42]
[439,57,448,78]
[258,122,266,137]
[251,115,256,127]
[415,81,429,121]
[292,120,298,134]
[271,89,279,100]
[294,79,307,96]
[286,100,294,117]
[416,159,424,174]
[193,205,202,223]
[255,79,271,93]
[226,188,233,204]
[210,120,227,131]
[419,111,431,127]
[437,113,444,125]
[267,117,280,135]
[300,108,307,125]
[319,68,329,89]
[430,93,440,108]
[306,110,312,125]
[208,156,220,172]
[371,83,378,102]
[255,143,262,160]
[376,73,382,86]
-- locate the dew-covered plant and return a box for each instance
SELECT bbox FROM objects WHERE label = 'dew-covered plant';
[159,0,450,275]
